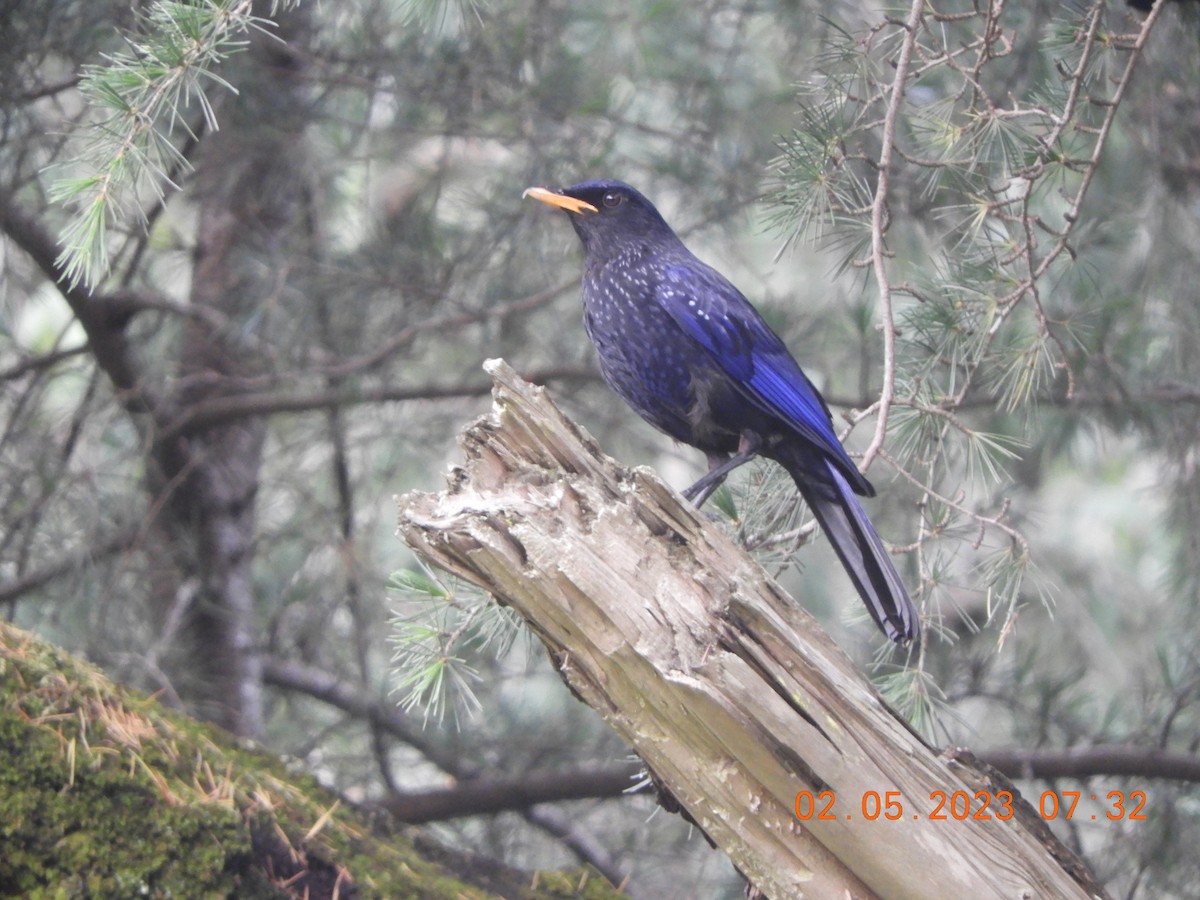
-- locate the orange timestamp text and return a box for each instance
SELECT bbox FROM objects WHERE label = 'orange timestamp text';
[794,789,1148,823]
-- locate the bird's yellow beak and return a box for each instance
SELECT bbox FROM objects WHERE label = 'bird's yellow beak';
[523,186,598,215]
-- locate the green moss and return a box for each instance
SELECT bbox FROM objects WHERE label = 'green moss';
[0,711,263,898]
[526,869,629,899]
[0,622,622,900]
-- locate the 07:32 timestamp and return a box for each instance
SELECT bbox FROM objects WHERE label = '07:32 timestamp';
[795,788,1148,823]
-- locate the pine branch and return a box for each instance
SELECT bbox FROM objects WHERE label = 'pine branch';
[49,0,300,289]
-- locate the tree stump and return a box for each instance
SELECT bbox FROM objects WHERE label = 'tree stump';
[396,359,1105,900]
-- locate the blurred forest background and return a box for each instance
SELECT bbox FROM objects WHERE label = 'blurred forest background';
[2,0,1199,896]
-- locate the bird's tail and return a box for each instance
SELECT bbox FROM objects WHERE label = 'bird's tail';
[775,448,919,643]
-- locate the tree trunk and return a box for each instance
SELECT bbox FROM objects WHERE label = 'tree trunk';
[157,9,313,737]
[396,359,1108,900]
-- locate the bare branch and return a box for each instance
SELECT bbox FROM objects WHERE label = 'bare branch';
[982,746,1200,784]
[262,654,634,883]
[0,346,90,382]
[260,655,461,776]
[380,767,645,824]
[861,0,926,473]
[0,525,143,606]
[155,365,601,438]
[0,190,167,418]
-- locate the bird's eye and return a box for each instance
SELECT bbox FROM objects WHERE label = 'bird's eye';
[602,191,623,209]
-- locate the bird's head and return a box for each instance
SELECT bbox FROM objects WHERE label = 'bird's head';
[523,180,680,260]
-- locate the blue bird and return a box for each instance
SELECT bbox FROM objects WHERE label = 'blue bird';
[525,180,918,642]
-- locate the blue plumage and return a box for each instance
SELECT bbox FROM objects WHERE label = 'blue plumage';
[525,179,918,642]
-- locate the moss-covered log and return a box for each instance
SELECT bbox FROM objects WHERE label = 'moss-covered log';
[0,620,620,900]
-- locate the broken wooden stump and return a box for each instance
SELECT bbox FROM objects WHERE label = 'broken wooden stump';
[396,359,1104,900]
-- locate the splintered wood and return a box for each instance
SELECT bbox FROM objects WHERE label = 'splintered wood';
[396,359,1104,900]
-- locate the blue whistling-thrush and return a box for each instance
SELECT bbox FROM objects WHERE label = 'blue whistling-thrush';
[524,179,918,643]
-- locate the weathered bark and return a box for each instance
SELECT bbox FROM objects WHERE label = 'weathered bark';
[397,359,1107,900]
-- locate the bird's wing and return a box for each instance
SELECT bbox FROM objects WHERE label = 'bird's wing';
[657,263,870,492]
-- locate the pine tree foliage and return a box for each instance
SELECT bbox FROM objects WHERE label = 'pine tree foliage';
[769,0,1171,712]
[50,0,302,289]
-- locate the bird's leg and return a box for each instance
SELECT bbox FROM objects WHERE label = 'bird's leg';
[682,453,732,508]
[682,431,763,507]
